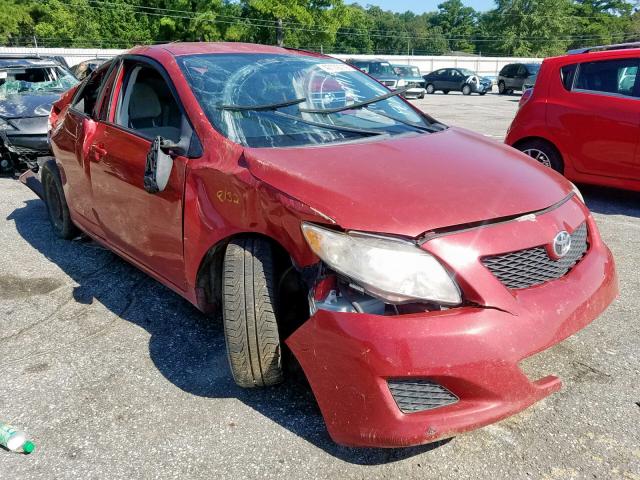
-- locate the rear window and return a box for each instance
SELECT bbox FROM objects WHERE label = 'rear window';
[560,64,577,91]
[574,58,639,97]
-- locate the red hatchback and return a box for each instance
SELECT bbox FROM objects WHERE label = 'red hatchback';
[23,42,617,448]
[507,43,640,191]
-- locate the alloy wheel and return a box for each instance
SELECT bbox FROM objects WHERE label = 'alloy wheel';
[523,148,552,168]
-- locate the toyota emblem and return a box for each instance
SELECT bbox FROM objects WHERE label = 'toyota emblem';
[553,231,572,258]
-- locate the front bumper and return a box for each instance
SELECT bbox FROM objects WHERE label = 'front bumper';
[403,87,426,97]
[1,131,50,156]
[286,200,617,447]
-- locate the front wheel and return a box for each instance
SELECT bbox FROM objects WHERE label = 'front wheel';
[517,139,564,173]
[462,84,472,95]
[426,84,435,95]
[41,162,79,239]
[222,237,284,388]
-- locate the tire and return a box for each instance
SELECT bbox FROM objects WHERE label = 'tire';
[479,91,487,96]
[426,84,435,95]
[442,90,450,95]
[517,139,564,173]
[41,162,79,239]
[222,237,284,388]
[498,81,507,94]
[462,84,472,95]
[418,93,425,99]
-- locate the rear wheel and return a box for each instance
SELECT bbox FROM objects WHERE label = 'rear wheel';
[41,162,79,240]
[517,139,564,173]
[462,84,472,95]
[426,84,435,95]
[222,237,284,388]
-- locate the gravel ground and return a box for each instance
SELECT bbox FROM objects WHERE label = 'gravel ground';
[1,92,639,479]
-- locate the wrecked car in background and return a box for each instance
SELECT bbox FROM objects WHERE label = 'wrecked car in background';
[423,67,493,95]
[70,58,109,80]
[392,64,426,98]
[0,56,77,174]
[24,42,617,448]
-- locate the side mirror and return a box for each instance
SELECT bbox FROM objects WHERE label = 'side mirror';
[144,136,176,194]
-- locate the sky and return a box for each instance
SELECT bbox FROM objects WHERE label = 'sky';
[346,0,495,13]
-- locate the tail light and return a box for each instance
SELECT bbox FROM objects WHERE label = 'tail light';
[519,87,533,108]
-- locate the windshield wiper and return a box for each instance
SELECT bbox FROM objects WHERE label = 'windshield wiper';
[270,110,384,136]
[357,108,439,133]
[219,97,306,112]
[299,85,412,114]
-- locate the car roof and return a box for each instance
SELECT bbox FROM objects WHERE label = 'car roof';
[546,46,640,66]
[128,42,324,59]
[0,56,60,69]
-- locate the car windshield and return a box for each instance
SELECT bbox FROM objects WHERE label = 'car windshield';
[526,64,541,74]
[0,65,77,99]
[459,68,477,76]
[394,66,421,77]
[178,53,437,148]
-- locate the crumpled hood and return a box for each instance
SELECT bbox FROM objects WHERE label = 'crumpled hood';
[0,93,59,119]
[244,127,571,237]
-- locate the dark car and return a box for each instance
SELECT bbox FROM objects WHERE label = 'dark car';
[498,63,540,94]
[391,64,426,98]
[422,68,492,95]
[0,56,78,173]
[346,58,401,90]
[23,42,618,448]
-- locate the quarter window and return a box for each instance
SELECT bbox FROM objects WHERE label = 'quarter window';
[574,58,639,97]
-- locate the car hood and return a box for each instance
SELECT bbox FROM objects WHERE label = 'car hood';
[0,92,60,119]
[243,127,571,237]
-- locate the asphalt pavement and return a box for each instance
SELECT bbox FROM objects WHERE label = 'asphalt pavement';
[0,91,638,479]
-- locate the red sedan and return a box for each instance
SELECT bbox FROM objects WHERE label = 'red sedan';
[22,42,617,448]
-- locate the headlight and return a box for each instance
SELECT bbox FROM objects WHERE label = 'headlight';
[570,182,584,203]
[301,223,462,305]
[396,79,407,87]
[0,117,15,131]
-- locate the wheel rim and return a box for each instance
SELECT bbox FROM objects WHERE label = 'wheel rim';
[463,85,470,94]
[45,176,64,230]
[427,85,434,94]
[523,148,552,168]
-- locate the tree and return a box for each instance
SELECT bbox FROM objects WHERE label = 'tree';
[432,0,477,53]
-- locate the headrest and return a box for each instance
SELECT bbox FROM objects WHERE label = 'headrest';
[128,83,162,120]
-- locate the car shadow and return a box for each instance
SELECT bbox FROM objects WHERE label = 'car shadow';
[6,197,449,465]
[580,184,640,218]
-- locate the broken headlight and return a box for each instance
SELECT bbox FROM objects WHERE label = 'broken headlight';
[301,223,461,305]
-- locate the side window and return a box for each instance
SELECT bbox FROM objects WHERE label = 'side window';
[574,58,639,97]
[435,69,445,76]
[560,64,577,91]
[517,65,527,77]
[114,64,185,143]
[71,63,110,116]
[450,70,461,78]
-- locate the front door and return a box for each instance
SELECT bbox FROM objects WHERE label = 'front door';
[88,60,191,289]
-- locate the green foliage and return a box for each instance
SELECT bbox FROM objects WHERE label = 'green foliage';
[0,0,637,57]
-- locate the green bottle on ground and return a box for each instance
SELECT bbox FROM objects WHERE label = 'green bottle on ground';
[0,421,35,454]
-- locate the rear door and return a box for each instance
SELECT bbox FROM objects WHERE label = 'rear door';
[549,57,640,178]
[50,62,112,225]
[87,58,195,289]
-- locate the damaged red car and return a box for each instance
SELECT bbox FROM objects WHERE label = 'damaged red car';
[24,42,618,448]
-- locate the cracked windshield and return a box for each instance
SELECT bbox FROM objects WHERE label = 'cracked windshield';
[179,53,435,148]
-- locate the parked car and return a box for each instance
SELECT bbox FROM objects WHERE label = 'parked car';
[70,58,109,80]
[24,42,617,448]
[506,43,640,191]
[0,56,78,174]
[346,58,402,90]
[422,68,492,95]
[498,63,540,94]
[392,64,426,98]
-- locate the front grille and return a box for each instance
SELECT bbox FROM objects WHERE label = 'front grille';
[388,379,458,413]
[407,81,425,88]
[482,223,588,290]
[381,80,397,87]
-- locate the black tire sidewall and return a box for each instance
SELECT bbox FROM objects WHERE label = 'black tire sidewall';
[519,140,564,173]
[42,164,77,239]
